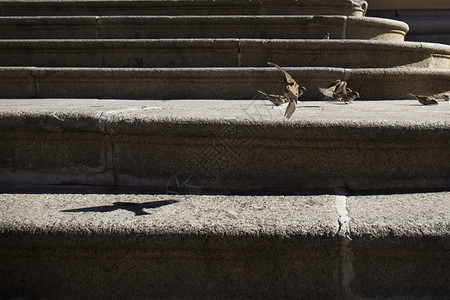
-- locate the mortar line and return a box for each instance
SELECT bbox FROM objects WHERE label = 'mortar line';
[335,188,354,299]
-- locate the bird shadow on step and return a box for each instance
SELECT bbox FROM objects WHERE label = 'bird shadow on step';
[61,200,178,216]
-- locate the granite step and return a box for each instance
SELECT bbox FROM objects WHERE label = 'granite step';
[0,15,408,41]
[1,39,448,69]
[0,67,449,100]
[0,188,448,299]
[0,99,448,191]
[0,0,368,17]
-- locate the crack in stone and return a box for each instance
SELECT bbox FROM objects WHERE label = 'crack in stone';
[335,188,354,299]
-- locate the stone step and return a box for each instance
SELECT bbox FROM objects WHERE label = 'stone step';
[0,0,368,17]
[0,67,449,100]
[0,188,448,298]
[0,15,408,41]
[2,39,448,69]
[0,99,448,191]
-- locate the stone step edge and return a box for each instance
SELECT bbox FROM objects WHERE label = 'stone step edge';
[0,0,368,17]
[0,190,448,298]
[0,99,448,191]
[0,66,449,100]
[0,39,448,69]
[0,15,408,40]
[0,191,448,244]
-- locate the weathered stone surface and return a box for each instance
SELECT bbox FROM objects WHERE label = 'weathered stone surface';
[0,0,369,17]
[347,192,450,298]
[0,99,448,191]
[0,67,34,98]
[2,39,449,69]
[0,39,240,68]
[0,67,449,100]
[0,188,449,298]
[0,110,114,185]
[239,39,450,69]
[0,15,408,41]
[0,192,340,299]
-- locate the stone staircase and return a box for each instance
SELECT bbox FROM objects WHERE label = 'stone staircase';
[0,0,448,99]
[0,0,449,299]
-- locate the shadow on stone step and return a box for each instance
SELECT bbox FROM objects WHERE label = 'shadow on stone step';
[60,200,178,216]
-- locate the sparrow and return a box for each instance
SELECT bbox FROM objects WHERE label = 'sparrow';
[333,81,349,101]
[318,80,341,99]
[284,86,307,119]
[342,90,360,104]
[432,91,450,101]
[267,62,302,101]
[258,90,288,106]
[323,33,330,39]
[409,94,438,105]
[319,80,348,100]
[267,62,306,119]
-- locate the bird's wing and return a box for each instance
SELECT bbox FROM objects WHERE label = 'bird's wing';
[284,100,296,119]
[319,86,335,99]
[258,90,286,105]
[334,81,348,99]
[328,79,341,88]
[421,98,438,105]
[432,91,450,100]
[267,62,298,85]
[258,90,283,99]
[408,94,430,101]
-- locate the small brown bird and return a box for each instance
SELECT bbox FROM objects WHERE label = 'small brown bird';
[432,91,450,101]
[409,94,438,105]
[342,90,360,104]
[267,62,306,119]
[319,80,360,104]
[258,90,288,106]
[333,81,348,101]
[319,80,349,101]
[318,80,342,99]
[267,62,301,101]
[284,86,307,119]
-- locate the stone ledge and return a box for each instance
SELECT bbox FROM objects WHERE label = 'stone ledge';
[2,39,449,69]
[0,0,368,16]
[0,99,449,191]
[0,192,341,299]
[0,15,408,40]
[0,67,449,100]
[347,191,450,297]
[0,189,448,298]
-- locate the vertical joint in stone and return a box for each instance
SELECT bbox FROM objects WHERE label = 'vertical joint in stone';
[237,39,242,67]
[95,16,101,39]
[335,189,354,299]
